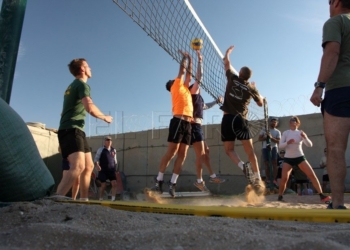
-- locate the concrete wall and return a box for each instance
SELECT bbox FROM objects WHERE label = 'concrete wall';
[87,113,350,194]
[29,113,350,195]
[27,125,62,186]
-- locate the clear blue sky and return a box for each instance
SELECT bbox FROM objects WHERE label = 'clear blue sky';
[6,0,329,136]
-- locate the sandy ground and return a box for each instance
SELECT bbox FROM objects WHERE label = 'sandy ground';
[0,193,350,250]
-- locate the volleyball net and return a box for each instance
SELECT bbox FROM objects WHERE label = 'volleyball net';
[112,0,267,134]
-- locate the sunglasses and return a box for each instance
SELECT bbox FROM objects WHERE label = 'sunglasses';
[290,119,297,122]
[105,139,112,141]
[280,152,285,154]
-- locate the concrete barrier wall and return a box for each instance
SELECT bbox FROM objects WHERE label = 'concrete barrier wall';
[29,113,350,195]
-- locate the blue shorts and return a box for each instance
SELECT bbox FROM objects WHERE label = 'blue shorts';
[262,147,278,161]
[321,86,350,117]
[190,123,204,144]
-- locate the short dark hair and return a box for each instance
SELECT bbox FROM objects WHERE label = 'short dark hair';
[68,58,86,76]
[239,66,252,81]
[340,0,350,9]
[166,80,174,92]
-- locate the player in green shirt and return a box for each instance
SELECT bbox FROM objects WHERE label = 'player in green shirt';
[310,0,350,209]
[56,58,113,200]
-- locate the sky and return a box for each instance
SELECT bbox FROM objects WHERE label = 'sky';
[5,0,330,136]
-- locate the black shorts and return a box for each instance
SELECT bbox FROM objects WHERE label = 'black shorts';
[321,86,350,117]
[98,171,116,183]
[190,123,204,144]
[62,159,70,171]
[167,117,191,145]
[221,114,251,141]
[283,156,306,166]
[58,128,91,158]
[323,174,329,182]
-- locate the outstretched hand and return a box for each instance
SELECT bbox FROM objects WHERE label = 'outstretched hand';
[216,96,223,104]
[225,45,234,56]
[196,50,202,62]
[103,115,113,124]
[179,50,190,58]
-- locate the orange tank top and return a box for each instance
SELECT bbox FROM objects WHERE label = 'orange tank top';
[171,78,193,117]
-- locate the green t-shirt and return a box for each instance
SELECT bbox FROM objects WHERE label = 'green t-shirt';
[59,79,91,131]
[322,14,350,91]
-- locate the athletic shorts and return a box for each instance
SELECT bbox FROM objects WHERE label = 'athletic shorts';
[167,117,191,145]
[61,159,70,171]
[190,123,204,144]
[321,86,350,117]
[221,114,251,141]
[262,147,278,161]
[98,171,117,183]
[58,128,91,158]
[323,174,329,182]
[283,156,306,166]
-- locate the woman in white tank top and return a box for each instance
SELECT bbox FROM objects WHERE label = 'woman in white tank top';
[277,116,331,203]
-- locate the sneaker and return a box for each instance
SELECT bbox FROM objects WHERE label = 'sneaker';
[194,181,209,192]
[327,202,347,209]
[277,195,285,202]
[320,194,332,204]
[168,181,176,198]
[150,177,164,194]
[209,176,226,184]
[242,162,254,184]
[252,179,265,196]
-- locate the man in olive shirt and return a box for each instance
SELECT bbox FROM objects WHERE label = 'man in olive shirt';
[57,58,113,200]
[221,45,265,195]
[310,0,350,209]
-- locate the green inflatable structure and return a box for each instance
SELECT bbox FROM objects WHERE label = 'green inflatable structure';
[0,98,55,201]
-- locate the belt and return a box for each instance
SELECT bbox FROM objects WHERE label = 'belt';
[173,115,192,122]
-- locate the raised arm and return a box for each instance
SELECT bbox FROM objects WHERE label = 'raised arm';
[190,50,203,94]
[203,96,223,110]
[178,50,192,88]
[223,46,234,72]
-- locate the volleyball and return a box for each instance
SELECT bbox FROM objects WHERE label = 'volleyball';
[191,38,203,50]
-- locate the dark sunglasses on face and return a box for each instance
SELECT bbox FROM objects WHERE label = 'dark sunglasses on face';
[105,139,111,141]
